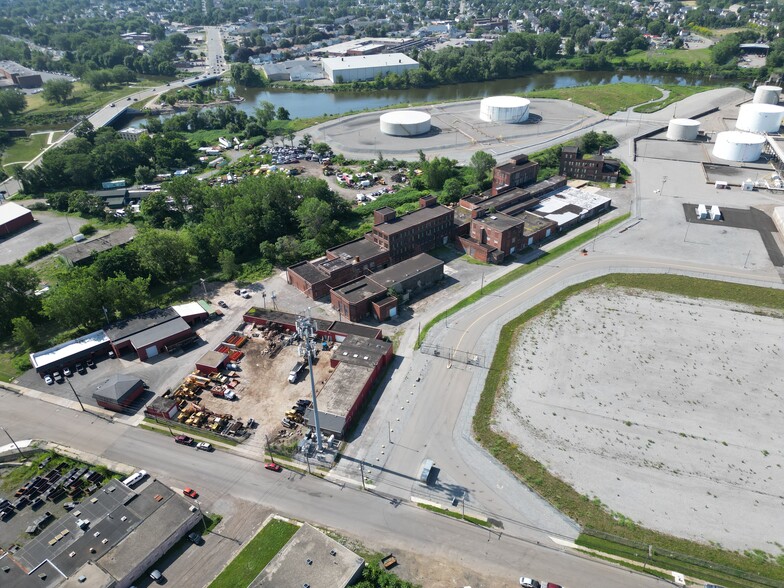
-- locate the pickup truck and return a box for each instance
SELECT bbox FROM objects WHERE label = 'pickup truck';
[288,361,304,384]
[211,388,236,400]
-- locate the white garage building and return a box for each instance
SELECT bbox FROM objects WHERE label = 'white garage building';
[322,53,419,83]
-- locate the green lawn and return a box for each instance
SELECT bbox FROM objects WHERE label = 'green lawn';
[0,352,19,382]
[523,83,662,115]
[624,47,713,65]
[634,84,715,114]
[208,519,298,588]
[2,134,49,166]
[472,274,784,586]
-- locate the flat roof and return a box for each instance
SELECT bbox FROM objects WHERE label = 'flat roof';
[105,307,179,343]
[332,275,386,304]
[249,523,364,588]
[97,482,200,581]
[368,253,443,289]
[30,330,110,370]
[532,187,611,226]
[373,204,452,236]
[316,37,412,55]
[334,334,392,368]
[316,362,374,418]
[326,321,382,339]
[327,237,387,261]
[0,60,36,75]
[322,53,418,70]
[473,212,523,231]
[521,211,557,235]
[0,556,63,588]
[0,201,32,225]
[288,260,329,284]
[59,225,137,264]
[196,349,228,370]
[495,159,537,174]
[128,316,191,350]
[172,301,208,318]
[244,308,333,332]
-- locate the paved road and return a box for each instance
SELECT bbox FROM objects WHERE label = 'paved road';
[0,386,666,587]
[0,27,227,198]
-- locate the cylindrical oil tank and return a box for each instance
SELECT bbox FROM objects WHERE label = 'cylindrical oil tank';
[379,111,432,136]
[666,118,700,141]
[753,85,781,105]
[735,103,784,133]
[712,131,766,162]
[479,96,531,123]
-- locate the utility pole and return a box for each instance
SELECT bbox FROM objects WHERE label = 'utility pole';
[592,218,600,252]
[1,426,25,458]
[265,434,274,464]
[480,273,484,294]
[359,461,366,490]
[200,278,208,298]
[261,291,267,309]
[387,421,392,444]
[65,378,85,412]
[297,312,322,451]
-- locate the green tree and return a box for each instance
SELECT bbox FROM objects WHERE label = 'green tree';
[135,165,155,185]
[0,265,40,334]
[131,229,196,283]
[41,267,103,329]
[469,151,496,182]
[441,177,464,204]
[93,247,143,279]
[41,79,74,104]
[102,273,151,320]
[11,316,38,350]
[0,90,26,118]
[296,197,339,247]
[83,69,113,90]
[73,120,96,142]
[218,249,238,280]
[424,156,457,191]
[276,106,290,120]
[140,190,172,227]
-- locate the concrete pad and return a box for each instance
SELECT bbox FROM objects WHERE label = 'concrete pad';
[497,288,784,553]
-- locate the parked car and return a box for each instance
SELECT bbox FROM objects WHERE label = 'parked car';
[52,371,63,383]
[545,583,564,588]
[75,363,86,374]
[86,358,95,369]
[63,367,72,377]
[218,300,228,308]
[44,375,54,385]
[281,418,295,429]
[196,442,213,451]
[264,462,282,472]
[149,569,163,582]
[520,579,541,588]
[174,435,193,445]
[188,531,203,544]
[183,487,199,499]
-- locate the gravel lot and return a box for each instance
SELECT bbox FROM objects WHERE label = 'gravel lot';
[497,287,784,553]
[0,211,79,263]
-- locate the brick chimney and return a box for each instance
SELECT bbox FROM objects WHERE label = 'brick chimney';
[419,195,437,208]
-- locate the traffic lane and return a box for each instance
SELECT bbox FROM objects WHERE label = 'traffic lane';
[99,426,662,588]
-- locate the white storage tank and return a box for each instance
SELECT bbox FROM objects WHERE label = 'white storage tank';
[712,130,766,162]
[479,96,531,123]
[666,118,700,141]
[753,85,781,105]
[735,103,784,133]
[379,110,432,136]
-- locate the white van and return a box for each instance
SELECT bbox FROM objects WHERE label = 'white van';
[121,470,147,488]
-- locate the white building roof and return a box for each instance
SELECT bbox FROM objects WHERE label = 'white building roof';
[172,301,208,318]
[533,187,611,226]
[0,201,31,225]
[30,330,109,370]
[322,53,418,71]
[315,37,411,55]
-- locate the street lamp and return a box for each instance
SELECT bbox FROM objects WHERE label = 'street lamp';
[1,426,25,458]
[65,377,86,412]
[200,278,208,298]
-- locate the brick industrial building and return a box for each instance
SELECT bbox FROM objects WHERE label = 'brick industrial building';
[287,196,451,305]
[491,153,540,195]
[0,201,34,236]
[0,60,42,88]
[559,146,621,183]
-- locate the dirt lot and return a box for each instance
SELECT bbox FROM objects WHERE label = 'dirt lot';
[197,323,337,445]
[496,287,784,554]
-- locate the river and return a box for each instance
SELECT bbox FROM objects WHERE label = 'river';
[123,70,722,127]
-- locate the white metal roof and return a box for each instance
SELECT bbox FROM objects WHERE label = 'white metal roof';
[30,330,109,370]
[322,53,418,70]
[0,202,31,225]
[172,301,208,318]
[480,96,530,108]
[380,110,431,124]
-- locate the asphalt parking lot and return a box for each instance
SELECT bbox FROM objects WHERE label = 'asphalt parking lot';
[0,211,80,263]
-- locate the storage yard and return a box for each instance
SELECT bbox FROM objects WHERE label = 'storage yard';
[496,287,784,553]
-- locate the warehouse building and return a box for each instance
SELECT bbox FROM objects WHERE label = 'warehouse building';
[92,374,146,411]
[30,331,111,376]
[322,53,419,83]
[530,186,612,229]
[369,196,453,263]
[304,334,393,438]
[458,212,525,263]
[559,146,621,183]
[0,60,42,88]
[491,153,540,196]
[330,253,444,321]
[195,349,229,373]
[58,225,137,266]
[0,201,34,236]
[104,307,194,361]
[250,523,364,588]
[3,480,201,588]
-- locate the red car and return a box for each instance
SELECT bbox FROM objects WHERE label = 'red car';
[183,487,199,499]
[264,462,282,472]
[175,435,192,445]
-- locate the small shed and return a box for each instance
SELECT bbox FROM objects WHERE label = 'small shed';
[93,375,145,411]
[173,301,209,324]
[196,350,229,373]
[145,396,179,420]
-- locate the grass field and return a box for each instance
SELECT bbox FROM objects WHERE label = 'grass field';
[633,84,714,113]
[2,134,49,166]
[208,519,298,588]
[0,352,18,382]
[524,83,662,114]
[472,274,784,586]
[624,47,713,65]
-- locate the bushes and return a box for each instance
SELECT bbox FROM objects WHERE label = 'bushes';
[23,243,57,263]
[79,223,97,236]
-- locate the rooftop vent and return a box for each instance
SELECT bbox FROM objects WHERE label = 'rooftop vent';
[330,549,337,556]
[306,558,313,565]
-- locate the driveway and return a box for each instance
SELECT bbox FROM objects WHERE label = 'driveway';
[0,210,78,263]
